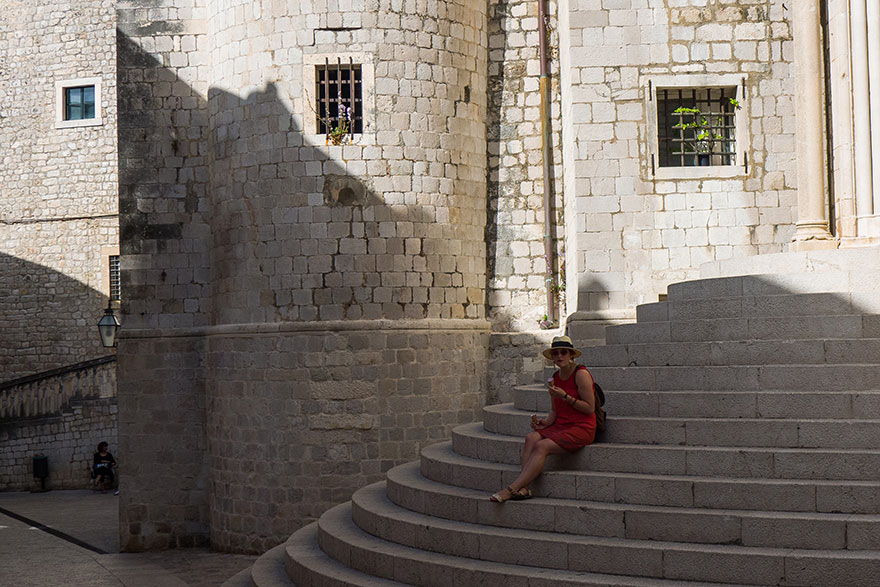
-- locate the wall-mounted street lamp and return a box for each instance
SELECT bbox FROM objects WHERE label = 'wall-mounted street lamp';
[97,302,120,347]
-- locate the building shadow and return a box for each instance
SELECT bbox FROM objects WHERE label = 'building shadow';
[115,19,489,554]
[0,252,111,382]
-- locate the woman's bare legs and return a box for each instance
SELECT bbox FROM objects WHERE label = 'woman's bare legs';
[514,431,543,496]
[491,436,566,501]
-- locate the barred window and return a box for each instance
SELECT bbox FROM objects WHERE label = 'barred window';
[657,87,738,167]
[316,58,363,141]
[109,255,121,302]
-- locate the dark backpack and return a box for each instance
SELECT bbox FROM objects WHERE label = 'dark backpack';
[593,381,606,434]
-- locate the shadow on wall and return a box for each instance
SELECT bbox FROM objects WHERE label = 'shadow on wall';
[116,27,488,554]
[0,252,111,382]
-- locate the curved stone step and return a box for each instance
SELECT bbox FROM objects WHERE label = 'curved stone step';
[665,272,874,301]
[221,567,252,587]
[483,403,880,449]
[604,313,876,344]
[248,543,293,587]
[513,386,880,420]
[419,442,880,514]
[284,522,407,586]
[451,422,880,480]
[318,497,880,586]
[698,248,880,281]
[634,292,880,323]
[380,463,880,550]
[315,500,757,586]
[585,338,880,367]
[579,363,880,392]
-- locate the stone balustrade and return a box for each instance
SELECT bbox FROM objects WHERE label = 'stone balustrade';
[0,356,116,421]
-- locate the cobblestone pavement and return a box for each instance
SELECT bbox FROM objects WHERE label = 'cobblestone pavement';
[0,490,257,586]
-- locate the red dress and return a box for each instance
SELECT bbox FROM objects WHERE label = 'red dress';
[537,364,597,451]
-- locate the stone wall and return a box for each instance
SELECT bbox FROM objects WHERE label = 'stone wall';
[0,0,118,380]
[559,0,797,313]
[116,0,492,554]
[487,0,567,331]
[205,322,487,553]
[116,0,212,551]
[0,398,117,491]
[0,357,117,491]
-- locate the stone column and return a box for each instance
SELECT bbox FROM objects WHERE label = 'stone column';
[852,0,875,223]
[869,0,880,218]
[792,0,835,246]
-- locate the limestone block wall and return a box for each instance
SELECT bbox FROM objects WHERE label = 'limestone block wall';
[206,323,487,553]
[116,1,212,551]
[200,0,491,554]
[205,0,487,324]
[117,0,492,554]
[487,0,566,331]
[0,0,118,380]
[559,0,797,313]
[0,398,117,492]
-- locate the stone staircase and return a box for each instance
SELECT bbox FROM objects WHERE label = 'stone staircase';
[228,252,880,586]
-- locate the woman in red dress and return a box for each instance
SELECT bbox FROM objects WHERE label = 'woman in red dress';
[490,335,597,502]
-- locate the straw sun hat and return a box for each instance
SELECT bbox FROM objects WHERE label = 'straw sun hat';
[542,335,582,360]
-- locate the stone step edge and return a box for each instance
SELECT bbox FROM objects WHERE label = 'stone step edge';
[420,442,880,513]
[665,272,878,299]
[320,499,880,586]
[316,500,754,587]
[486,402,880,425]
[284,522,407,587]
[249,542,293,587]
[381,462,880,550]
[579,339,880,365]
[219,567,252,587]
[454,421,880,457]
[515,384,880,393]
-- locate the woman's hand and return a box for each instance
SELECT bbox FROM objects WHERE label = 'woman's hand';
[530,414,548,429]
[547,384,568,401]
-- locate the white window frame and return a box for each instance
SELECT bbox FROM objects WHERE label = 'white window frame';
[647,74,748,180]
[302,53,375,144]
[55,77,103,129]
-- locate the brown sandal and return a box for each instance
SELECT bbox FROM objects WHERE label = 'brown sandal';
[510,487,532,501]
[489,486,515,503]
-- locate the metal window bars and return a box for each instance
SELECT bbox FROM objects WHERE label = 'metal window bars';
[316,57,363,142]
[109,255,121,302]
[658,87,737,167]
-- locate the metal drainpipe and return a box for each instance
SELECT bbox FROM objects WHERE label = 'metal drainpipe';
[538,0,557,324]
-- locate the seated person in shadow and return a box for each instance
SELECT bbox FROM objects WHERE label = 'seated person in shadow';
[92,441,117,492]
[490,336,597,502]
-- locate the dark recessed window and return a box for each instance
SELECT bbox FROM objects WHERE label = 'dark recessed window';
[316,59,363,139]
[657,87,738,167]
[64,85,96,121]
[109,255,121,302]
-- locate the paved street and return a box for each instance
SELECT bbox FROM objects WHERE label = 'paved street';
[0,490,257,587]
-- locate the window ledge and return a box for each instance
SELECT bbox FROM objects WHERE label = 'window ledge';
[55,117,103,129]
[653,165,746,180]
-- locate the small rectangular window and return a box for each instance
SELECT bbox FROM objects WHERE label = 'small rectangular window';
[109,255,121,302]
[64,86,96,121]
[657,87,738,167]
[316,59,363,140]
[55,77,102,129]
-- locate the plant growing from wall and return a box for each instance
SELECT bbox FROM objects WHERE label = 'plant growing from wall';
[325,106,353,146]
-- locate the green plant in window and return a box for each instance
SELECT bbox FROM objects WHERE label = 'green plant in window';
[672,97,741,155]
[326,106,353,146]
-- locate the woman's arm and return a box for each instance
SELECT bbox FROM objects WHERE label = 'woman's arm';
[564,368,595,415]
[531,409,557,429]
